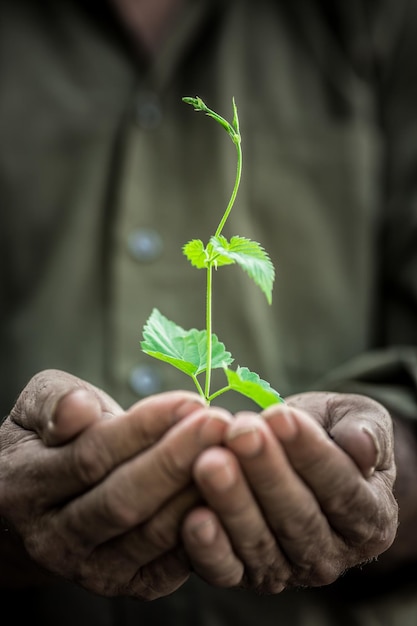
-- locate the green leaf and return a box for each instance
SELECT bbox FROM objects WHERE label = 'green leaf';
[207,240,236,268]
[224,366,283,409]
[183,239,236,269]
[141,308,233,376]
[210,235,275,304]
[182,239,207,269]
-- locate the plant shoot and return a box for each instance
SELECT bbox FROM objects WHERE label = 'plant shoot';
[141,96,283,409]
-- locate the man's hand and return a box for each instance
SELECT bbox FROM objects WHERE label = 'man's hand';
[0,369,232,599]
[181,392,398,593]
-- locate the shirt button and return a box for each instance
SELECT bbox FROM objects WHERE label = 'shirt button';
[135,92,162,130]
[129,364,163,397]
[128,228,163,262]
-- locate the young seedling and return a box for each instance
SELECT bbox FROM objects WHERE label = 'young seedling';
[141,96,283,409]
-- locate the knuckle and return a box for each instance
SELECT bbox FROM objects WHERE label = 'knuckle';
[286,546,343,588]
[275,522,346,587]
[330,482,398,552]
[130,558,188,601]
[306,559,342,587]
[76,566,120,597]
[349,493,398,557]
[9,370,57,422]
[242,560,287,594]
[239,537,289,593]
[130,575,165,601]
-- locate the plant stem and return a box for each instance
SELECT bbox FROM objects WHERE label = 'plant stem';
[204,262,213,400]
[208,386,231,403]
[206,103,242,400]
[183,97,243,402]
[191,374,205,399]
[214,139,242,238]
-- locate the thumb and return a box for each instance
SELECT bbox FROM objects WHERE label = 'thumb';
[9,369,123,446]
[329,394,393,478]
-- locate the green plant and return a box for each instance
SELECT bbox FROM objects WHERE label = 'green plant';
[140,96,283,409]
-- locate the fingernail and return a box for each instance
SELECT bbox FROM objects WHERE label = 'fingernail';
[176,396,207,420]
[47,393,67,431]
[199,409,232,446]
[227,427,263,457]
[48,389,99,434]
[263,406,298,441]
[361,426,381,468]
[365,465,376,479]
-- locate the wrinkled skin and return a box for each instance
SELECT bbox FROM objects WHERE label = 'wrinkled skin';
[0,369,232,599]
[0,371,399,599]
[182,392,398,593]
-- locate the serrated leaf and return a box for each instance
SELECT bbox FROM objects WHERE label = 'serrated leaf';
[224,366,283,409]
[183,239,235,269]
[182,239,207,269]
[210,235,275,304]
[141,308,233,376]
[207,240,236,268]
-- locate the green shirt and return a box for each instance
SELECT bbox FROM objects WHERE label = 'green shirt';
[1,0,417,623]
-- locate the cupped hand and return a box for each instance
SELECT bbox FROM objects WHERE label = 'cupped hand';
[181,392,398,593]
[0,369,232,599]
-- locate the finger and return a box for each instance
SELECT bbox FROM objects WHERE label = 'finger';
[225,413,339,587]
[285,392,393,478]
[328,395,392,478]
[2,391,210,517]
[127,548,191,600]
[58,392,212,493]
[94,485,200,574]
[122,390,208,451]
[62,541,191,600]
[262,404,396,551]
[46,389,103,445]
[52,406,232,547]
[330,421,380,478]
[182,506,244,587]
[1,399,229,588]
[191,444,289,592]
